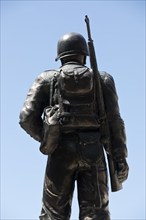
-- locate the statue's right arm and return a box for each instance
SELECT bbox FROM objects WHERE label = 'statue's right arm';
[101,72,128,161]
[19,70,55,142]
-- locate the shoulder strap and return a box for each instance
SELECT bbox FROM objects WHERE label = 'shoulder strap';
[49,71,59,106]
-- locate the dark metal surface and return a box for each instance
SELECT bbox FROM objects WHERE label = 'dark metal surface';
[55,32,89,61]
[19,29,128,220]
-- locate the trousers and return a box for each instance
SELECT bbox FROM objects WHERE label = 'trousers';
[39,132,110,220]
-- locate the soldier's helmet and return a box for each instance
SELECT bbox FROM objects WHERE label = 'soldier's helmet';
[55,32,89,61]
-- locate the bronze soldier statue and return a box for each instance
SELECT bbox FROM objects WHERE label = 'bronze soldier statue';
[19,17,129,220]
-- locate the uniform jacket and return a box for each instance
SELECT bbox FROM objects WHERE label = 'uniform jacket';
[19,63,127,160]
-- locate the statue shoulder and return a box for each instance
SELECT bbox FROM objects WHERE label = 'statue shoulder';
[100,71,117,95]
[35,69,59,84]
[100,71,115,85]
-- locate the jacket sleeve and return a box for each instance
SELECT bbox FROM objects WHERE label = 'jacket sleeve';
[101,72,128,161]
[19,71,54,142]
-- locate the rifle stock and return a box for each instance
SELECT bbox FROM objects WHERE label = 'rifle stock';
[85,15,122,192]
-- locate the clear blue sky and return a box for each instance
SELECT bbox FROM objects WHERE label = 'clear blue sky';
[1,1,145,219]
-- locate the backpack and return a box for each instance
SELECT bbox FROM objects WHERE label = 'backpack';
[57,65,100,131]
[40,65,100,155]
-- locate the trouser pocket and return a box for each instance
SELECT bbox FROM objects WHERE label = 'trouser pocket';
[78,131,102,163]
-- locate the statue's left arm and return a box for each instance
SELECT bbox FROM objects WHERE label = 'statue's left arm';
[19,71,52,142]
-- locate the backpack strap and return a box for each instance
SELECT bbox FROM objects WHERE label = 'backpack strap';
[49,71,60,106]
[57,69,69,119]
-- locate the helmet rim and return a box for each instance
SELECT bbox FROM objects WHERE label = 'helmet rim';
[55,49,88,61]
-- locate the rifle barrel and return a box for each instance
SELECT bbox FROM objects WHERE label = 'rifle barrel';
[85,15,92,41]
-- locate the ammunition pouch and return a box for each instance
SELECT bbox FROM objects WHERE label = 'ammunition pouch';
[40,105,60,155]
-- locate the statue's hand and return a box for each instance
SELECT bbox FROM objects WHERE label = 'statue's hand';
[116,159,129,183]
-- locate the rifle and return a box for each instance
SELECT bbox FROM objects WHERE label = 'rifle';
[85,15,122,192]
